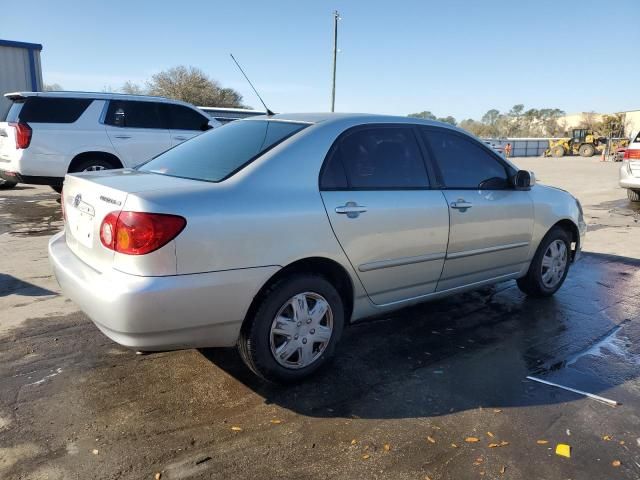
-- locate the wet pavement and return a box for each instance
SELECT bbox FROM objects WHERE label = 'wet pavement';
[1,158,640,479]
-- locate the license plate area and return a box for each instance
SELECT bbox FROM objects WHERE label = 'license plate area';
[67,200,95,248]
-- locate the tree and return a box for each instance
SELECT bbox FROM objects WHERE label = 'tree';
[481,109,500,127]
[42,83,63,91]
[579,111,599,130]
[408,111,437,120]
[437,116,457,126]
[119,66,245,108]
[459,118,487,137]
[121,81,144,95]
[146,66,244,107]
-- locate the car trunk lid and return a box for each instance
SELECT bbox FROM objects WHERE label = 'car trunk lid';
[63,174,129,273]
[62,169,203,273]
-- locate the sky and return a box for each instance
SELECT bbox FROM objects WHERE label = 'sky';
[2,0,639,120]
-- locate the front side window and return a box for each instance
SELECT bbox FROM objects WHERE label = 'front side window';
[165,104,209,131]
[321,126,429,189]
[104,101,167,129]
[139,120,307,182]
[15,97,92,123]
[422,128,511,189]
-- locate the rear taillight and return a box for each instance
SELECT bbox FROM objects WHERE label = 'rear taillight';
[9,122,32,149]
[100,211,186,255]
[623,149,640,160]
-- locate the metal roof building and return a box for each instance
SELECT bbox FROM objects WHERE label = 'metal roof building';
[0,39,43,118]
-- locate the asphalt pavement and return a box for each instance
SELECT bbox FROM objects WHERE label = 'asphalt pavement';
[1,157,639,480]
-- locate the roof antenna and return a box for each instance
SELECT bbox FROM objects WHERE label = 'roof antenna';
[230,53,274,116]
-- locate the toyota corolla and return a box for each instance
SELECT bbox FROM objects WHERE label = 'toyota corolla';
[49,113,586,382]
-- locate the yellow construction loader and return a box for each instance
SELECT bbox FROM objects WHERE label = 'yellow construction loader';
[545,129,629,158]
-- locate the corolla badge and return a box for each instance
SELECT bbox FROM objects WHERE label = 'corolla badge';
[73,194,82,208]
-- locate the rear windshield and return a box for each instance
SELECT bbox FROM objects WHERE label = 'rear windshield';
[11,97,92,123]
[140,120,308,182]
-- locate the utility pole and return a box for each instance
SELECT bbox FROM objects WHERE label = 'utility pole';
[331,10,340,112]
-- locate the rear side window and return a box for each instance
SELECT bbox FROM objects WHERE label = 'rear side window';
[422,128,511,189]
[321,126,429,189]
[5,101,23,122]
[140,120,307,182]
[165,104,209,130]
[104,100,167,129]
[16,97,92,123]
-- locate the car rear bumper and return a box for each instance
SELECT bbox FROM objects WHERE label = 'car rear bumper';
[0,169,63,186]
[48,231,279,350]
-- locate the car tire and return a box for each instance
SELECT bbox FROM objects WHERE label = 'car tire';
[628,189,640,202]
[579,144,595,157]
[551,146,565,157]
[0,179,17,189]
[70,158,118,173]
[517,226,571,297]
[238,274,344,383]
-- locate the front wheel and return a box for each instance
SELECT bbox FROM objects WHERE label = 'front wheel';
[0,179,17,189]
[551,146,565,158]
[579,144,595,157]
[238,274,344,383]
[517,227,571,297]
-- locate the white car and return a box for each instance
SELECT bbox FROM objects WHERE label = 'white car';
[619,130,640,202]
[0,91,220,191]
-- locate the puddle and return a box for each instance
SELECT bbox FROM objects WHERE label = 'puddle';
[0,192,62,236]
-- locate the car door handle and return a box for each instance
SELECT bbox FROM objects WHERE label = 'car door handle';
[335,202,367,218]
[173,136,188,141]
[450,200,473,210]
[114,135,131,139]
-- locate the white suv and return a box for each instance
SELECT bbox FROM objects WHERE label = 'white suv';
[0,91,220,191]
[619,130,640,202]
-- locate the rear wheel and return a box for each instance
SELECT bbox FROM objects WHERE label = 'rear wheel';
[628,189,640,202]
[238,274,344,383]
[70,158,118,173]
[551,146,565,158]
[0,179,17,189]
[579,144,595,157]
[517,226,571,297]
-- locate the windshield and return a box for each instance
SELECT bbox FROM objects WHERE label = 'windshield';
[140,120,308,182]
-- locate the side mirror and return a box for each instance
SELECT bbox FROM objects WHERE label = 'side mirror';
[514,170,535,190]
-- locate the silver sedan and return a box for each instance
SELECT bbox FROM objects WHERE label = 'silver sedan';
[49,113,586,382]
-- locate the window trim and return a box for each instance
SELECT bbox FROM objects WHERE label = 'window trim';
[419,126,517,191]
[318,123,436,192]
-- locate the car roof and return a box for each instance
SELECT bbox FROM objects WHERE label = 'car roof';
[4,91,197,108]
[250,112,461,130]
